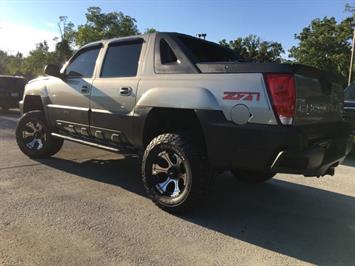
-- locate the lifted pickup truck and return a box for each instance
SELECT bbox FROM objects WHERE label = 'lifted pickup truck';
[16,32,352,212]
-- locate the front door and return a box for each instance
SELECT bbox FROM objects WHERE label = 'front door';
[47,45,101,130]
[90,39,144,145]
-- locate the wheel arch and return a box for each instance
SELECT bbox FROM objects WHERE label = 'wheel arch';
[134,107,207,152]
[23,95,45,113]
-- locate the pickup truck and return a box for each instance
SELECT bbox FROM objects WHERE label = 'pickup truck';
[16,32,353,212]
[0,75,26,111]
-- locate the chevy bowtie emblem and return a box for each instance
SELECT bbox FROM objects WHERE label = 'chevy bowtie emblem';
[223,91,260,101]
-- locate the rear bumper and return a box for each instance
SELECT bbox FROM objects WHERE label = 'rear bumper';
[196,110,353,177]
[270,136,352,176]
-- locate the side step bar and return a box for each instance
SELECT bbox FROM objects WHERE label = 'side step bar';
[51,132,120,152]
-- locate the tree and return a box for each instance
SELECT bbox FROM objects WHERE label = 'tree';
[21,41,57,77]
[0,50,9,74]
[75,7,139,46]
[144,28,157,34]
[54,16,76,62]
[289,16,353,85]
[220,35,284,63]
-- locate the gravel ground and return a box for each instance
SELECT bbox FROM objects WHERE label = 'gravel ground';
[1,110,355,266]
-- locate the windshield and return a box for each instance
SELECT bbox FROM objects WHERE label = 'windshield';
[177,35,240,63]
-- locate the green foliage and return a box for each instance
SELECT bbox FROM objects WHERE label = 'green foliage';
[75,7,140,46]
[144,28,157,34]
[220,35,284,63]
[54,16,76,61]
[0,41,59,79]
[0,6,155,79]
[289,16,354,85]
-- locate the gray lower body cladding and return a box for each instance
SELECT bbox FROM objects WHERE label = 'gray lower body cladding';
[196,110,352,177]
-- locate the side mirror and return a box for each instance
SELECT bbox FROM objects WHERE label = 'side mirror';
[44,64,62,78]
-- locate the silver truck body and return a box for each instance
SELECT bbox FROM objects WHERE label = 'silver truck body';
[19,32,352,177]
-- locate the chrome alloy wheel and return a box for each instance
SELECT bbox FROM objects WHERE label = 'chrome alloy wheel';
[152,150,187,198]
[22,121,46,151]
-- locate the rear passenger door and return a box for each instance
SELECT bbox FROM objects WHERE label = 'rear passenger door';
[90,39,144,144]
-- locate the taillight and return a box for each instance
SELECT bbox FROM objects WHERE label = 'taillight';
[264,73,296,125]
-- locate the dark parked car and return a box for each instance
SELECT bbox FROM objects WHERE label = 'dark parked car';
[344,82,355,141]
[0,75,26,111]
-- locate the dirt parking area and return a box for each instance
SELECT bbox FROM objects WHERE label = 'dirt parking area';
[1,110,355,265]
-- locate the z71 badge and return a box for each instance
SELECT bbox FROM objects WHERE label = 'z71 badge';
[223,91,260,101]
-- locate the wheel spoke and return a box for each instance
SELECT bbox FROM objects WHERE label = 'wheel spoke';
[36,139,43,150]
[26,122,37,133]
[159,151,174,168]
[26,138,43,150]
[152,149,186,198]
[26,138,38,149]
[152,163,169,175]
[170,179,181,197]
[35,122,43,132]
[157,176,174,193]
[22,130,34,138]
[174,154,183,167]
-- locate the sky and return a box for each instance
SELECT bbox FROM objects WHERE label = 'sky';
[0,0,352,56]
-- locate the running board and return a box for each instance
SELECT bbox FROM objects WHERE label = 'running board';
[51,132,120,152]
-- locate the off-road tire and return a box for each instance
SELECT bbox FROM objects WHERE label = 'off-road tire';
[142,133,212,213]
[16,111,63,158]
[231,169,275,184]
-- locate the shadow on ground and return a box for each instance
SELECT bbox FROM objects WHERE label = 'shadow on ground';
[0,109,20,135]
[342,148,355,167]
[39,156,355,265]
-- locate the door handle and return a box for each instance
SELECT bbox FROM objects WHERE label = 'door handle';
[81,85,89,94]
[120,87,132,96]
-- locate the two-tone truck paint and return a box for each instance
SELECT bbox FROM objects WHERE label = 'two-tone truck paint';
[16,32,352,212]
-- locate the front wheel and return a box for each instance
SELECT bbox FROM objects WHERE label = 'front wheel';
[231,169,275,184]
[141,133,212,213]
[16,111,63,158]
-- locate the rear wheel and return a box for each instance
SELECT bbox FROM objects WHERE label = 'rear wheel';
[231,169,275,184]
[16,111,63,158]
[142,133,212,213]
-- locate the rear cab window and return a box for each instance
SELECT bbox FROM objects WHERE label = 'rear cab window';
[177,35,239,63]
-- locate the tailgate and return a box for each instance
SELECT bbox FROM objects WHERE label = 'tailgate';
[293,67,344,125]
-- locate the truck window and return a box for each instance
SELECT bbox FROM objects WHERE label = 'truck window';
[65,47,101,78]
[345,83,355,100]
[177,35,239,63]
[160,39,178,64]
[101,41,143,78]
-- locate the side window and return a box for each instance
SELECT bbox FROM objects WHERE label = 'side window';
[101,41,143,78]
[160,39,178,64]
[65,47,101,78]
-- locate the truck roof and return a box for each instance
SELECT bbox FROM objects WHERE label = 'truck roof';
[80,32,193,49]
